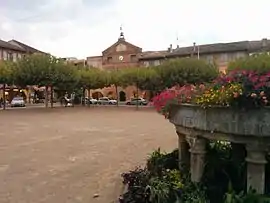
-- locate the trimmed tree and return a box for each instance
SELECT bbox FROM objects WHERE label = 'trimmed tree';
[0,61,13,109]
[14,54,60,108]
[156,58,219,90]
[228,52,270,73]
[78,68,107,106]
[107,69,125,106]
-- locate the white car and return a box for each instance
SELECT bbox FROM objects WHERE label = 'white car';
[11,97,25,107]
[97,97,117,105]
[88,98,98,104]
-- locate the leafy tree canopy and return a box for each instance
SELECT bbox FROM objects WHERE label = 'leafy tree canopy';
[228,52,270,73]
[156,58,218,89]
[0,61,14,84]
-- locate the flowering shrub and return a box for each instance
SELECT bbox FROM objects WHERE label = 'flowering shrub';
[152,85,204,117]
[213,70,270,108]
[196,83,243,107]
[152,69,270,117]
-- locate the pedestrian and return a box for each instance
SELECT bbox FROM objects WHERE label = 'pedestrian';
[64,93,69,107]
[71,92,75,107]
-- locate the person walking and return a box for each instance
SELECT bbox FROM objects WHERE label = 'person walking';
[0,98,3,108]
[64,92,69,107]
[71,92,75,107]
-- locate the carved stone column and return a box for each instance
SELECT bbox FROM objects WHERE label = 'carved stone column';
[245,143,267,194]
[176,131,190,170]
[188,136,206,182]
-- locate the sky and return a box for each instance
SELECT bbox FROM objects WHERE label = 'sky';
[0,0,269,58]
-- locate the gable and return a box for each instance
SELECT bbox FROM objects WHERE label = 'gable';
[102,40,142,56]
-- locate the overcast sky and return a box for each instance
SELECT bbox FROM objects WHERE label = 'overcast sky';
[0,0,269,58]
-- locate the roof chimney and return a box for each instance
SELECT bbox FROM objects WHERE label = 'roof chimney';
[168,44,173,53]
[262,38,268,48]
[193,42,196,51]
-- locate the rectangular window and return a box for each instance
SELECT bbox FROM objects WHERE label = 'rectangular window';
[149,61,155,66]
[219,53,228,63]
[3,51,7,60]
[130,55,137,62]
[107,57,112,63]
[153,60,160,66]
[8,53,13,61]
[13,53,17,61]
[143,61,150,67]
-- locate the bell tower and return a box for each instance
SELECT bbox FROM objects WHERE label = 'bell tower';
[118,25,125,41]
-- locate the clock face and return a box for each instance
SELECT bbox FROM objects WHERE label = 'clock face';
[119,55,124,61]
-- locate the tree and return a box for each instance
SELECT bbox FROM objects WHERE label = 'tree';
[0,61,13,109]
[228,52,270,73]
[107,69,126,106]
[52,63,79,106]
[78,68,107,106]
[14,54,60,108]
[120,67,161,99]
[155,58,218,90]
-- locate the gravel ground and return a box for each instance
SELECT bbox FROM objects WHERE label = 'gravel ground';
[0,107,177,203]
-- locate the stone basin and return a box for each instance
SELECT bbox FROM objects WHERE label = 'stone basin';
[169,103,270,137]
[168,103,270,194]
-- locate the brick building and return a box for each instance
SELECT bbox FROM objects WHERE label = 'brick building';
[85,34,270,101]
[86,30,147,101]
[139,38,270,73]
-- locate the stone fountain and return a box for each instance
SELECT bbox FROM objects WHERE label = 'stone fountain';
[169,103,270,194]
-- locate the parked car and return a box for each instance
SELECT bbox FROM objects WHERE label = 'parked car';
[126,98,148,105]
[97,97,117,105]
[11,97,25,107]
[82,97,98,105]
[88,98,98,104]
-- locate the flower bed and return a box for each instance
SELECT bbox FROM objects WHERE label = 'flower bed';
[152,70,270,117]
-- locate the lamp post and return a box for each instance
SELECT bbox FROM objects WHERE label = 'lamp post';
[136,66,139,111]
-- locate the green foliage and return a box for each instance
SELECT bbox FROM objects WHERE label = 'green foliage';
[78,68,107,90]
[0,61,13,84]
[108,69,125,87]
[147,177,171,203]
[228,53,270,73]
[146,148,178,176]
[54,63,79,91]
[121,143,270,203]
[224,188,270,203]
[202,142,246,203]
[14,54,59,87]
[156,58,218,90]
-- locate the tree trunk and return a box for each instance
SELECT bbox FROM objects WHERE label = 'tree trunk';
[27,86,31,104]
[115,85,119,107]
[136,82,139,111]
[3,84,6,110]
[87,89,91,107]
[50,86,54,108]
[82,87,86,106]
[45,86,49,108]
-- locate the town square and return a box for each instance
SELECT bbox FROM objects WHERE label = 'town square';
[1,0,270,203]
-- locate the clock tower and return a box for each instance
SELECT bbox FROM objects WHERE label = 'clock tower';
[101,26,142,70]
